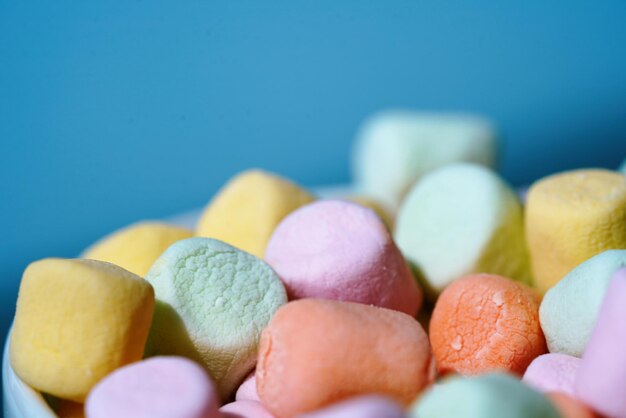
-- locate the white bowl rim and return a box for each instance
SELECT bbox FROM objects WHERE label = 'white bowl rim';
[3,330,57,418]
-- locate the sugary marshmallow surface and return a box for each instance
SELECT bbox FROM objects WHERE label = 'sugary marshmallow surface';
[83,222,193,277]
[526,169,626,293]
[196,170,314,257]
[85,356,220,418]
[522,353,580,397]
[10,258,154,402]
[539,250,626,357]
[576,268,626,418]
[429,274,546,376]
[411,373,561,418]
[145,237,287,399]
[352,111,497,209]
[395,164,531,295]
[221,400,276,418]
[265,200,422,316]
[297,396,406,418]
[257,299,434,418]
[235,372,259,402]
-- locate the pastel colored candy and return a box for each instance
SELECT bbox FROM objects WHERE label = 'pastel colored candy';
[85,356,220,418]
[221,400,276,418]
[410,373,561,418]
[10,258,154,402]
[429,274,546,376]
[547,393,600,418]
[352,111,498,209]
[257,299,434,418]
[196,170,314,257]
[83,222,193,277]
[526,169,626,293]
[395,164,531,295]
[522,354,581,397]
[539,250,626,357]
[145,237,287,399]
[236,372,260,402]
[297,396,406,418]
[576,268,626,418]
[265,200,422,316]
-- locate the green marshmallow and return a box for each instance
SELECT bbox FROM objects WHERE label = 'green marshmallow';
[352,111,498,210]
[411,373,560,418]
[144,237,287,399]
[394,163,531,296]
[540,250,626,357]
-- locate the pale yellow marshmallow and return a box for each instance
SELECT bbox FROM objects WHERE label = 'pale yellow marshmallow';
[83,222,193,277]
[10,258,154,402]
[526,169,626,293]
[196,170,314,257]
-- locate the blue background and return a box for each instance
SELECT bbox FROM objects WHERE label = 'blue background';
[1,1,626,346]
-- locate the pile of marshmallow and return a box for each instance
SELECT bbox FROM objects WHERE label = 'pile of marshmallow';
[9,111,626,418]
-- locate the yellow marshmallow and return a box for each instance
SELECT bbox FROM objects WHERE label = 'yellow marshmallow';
[196,170,314,257]
[526,169,626,293]
[10,258,154,402]
[83,222,193,277]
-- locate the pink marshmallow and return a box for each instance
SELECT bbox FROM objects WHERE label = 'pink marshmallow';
[297,396,406,418]
[85,356,220,418]
[236,372,260,402]
[576,268,626,418]
[220,400,275,418]
[265,200,422,316]
[522,353,581,397]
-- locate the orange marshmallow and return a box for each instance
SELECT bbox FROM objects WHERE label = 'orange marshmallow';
[430,274,546,376]
[256,299,434,418]
[547,393,601,418]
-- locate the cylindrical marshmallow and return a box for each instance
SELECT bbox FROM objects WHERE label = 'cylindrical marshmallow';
[196,170,314,258]
[10,258,155,402]
[526,169,626,293]
[540,250,626,357]
[429,274,546,376]
[395,164,531,296]
[352,111,498,209]
[411,373,560,418]
[297,396,406,418]
[576,268,626,418]
[82,222,193,277]
[257,299,434,418]
[145,238,287,399]
[523,354,581,397]
[265,200,422,316]
[221,401,276,418]
[236,372,259,402]
[85,356,220,418]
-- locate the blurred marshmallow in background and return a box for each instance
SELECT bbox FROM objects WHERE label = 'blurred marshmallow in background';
[352,111,498,210]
